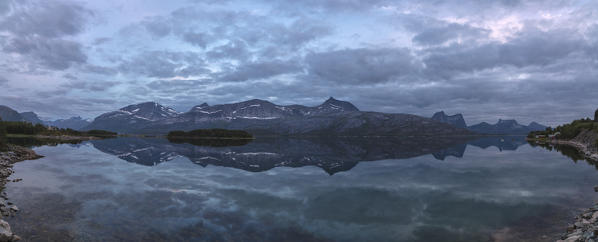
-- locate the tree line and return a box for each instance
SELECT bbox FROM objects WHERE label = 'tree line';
[0,119,116,146]
[529,118,598,140]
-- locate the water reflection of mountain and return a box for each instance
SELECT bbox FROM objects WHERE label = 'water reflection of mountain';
[432,136,527,160]
[90,136,528,174]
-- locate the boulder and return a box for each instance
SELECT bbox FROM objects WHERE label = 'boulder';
[0,220,18,241]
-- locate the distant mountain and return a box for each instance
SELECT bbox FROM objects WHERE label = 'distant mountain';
[467,119,547,135]
[528,121,547,131]
[46,116,91,130]
[83,102,179,132]
[0,105,24,121]
[19,111,44,124]
[84,98,472,136]
[431,111,467,128]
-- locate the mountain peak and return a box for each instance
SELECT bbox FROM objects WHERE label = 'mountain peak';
[431,111,466,128]
[19,111,44,124]
[318,97,359,112]
[497,119,518,125]
[119,102,178,120]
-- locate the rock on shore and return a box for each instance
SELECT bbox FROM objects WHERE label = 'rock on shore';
[559,204,598,242]
[0,145,42,242]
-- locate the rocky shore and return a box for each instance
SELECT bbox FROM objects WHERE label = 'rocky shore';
[0,145,42,241]
[558,204,598,242]
[528,130,598,162]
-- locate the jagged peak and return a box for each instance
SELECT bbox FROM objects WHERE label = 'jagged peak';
[323,97,342,104]
[319,97,359,111]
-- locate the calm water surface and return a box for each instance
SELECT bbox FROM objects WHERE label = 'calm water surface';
[4,137,598,241]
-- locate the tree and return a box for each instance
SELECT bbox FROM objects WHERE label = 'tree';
[595,108,598,122]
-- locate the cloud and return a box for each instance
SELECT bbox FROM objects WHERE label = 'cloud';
[0,0,10,15]
[206,39,250,61]
[0,0,92,38]
[182,32,210,48]
[272,0,392,12]
[118,51,208,78]
[412,23,489,46]
[0,76,7,85]
[0,0,92,70]
[306,48,421,85]
[216,60,301,82]
[142,16,172,38]
[82,64,118,75]
[423,28,587,78]
[3,36,87,70]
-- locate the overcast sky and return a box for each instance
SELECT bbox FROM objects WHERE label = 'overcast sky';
[1,0,597,126]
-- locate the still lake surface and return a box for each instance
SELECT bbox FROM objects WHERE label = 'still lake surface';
[4,136,598,241]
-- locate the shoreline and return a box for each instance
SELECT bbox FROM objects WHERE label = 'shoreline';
[0,144,43,241]
[527,137,598,162]
[528,136,598,241]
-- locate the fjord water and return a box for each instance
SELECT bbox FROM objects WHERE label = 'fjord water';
[4,137,598,241]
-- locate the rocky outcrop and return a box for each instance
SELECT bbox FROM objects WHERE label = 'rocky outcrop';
[431,111,467,129]
[0,145,43,242]
[558,203,598,242]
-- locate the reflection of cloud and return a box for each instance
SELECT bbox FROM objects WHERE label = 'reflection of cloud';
[5,141,598,241]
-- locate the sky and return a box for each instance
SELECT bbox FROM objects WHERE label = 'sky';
[0,0,597,126]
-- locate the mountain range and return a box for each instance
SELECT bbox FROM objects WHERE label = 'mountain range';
[84,98,472,136]
[1,99,547,136]
[431,111,547,135]
[0,105,90,129]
